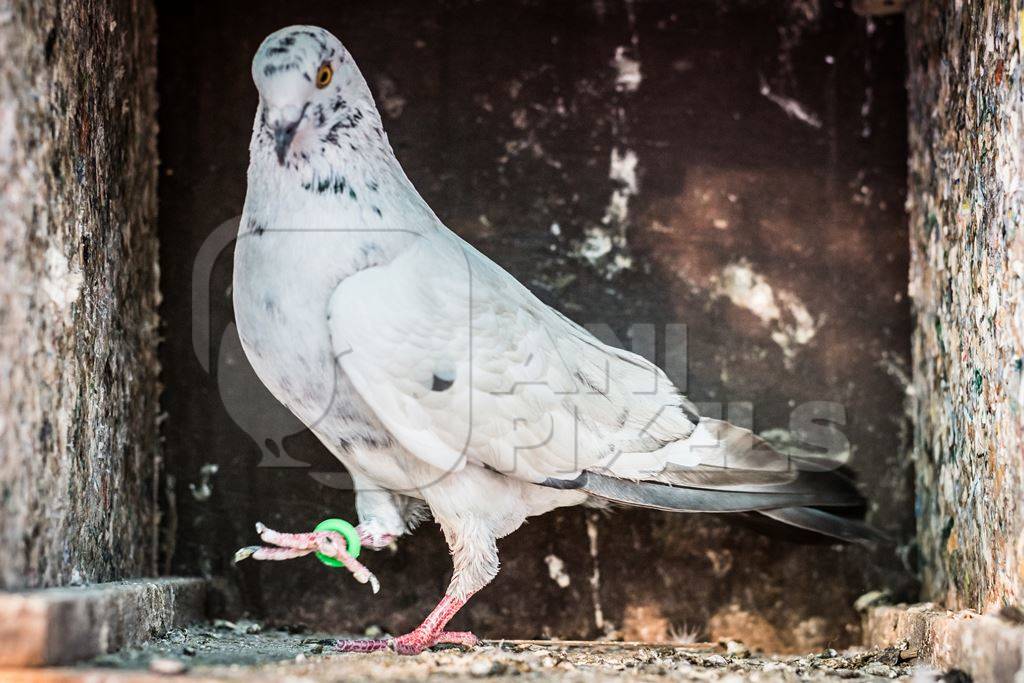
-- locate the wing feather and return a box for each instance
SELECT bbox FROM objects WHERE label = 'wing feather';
[326,234,700,482]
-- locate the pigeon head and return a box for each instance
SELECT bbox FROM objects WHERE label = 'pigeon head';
[251,26,377,167]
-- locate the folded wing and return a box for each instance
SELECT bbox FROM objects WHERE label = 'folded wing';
[326,233,700,482]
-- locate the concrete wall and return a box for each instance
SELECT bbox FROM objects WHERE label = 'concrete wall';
[906,0,1024,610]
[160,0,914,649]
[0,0,161,588]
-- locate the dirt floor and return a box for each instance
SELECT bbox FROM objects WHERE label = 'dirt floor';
[73,620,954,681]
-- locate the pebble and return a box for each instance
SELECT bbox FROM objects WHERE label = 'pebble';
[862,661,896,678]
[705,654,728,667]
[243,621,263,634]
[469,659,507,676]
[726,640,750,657]
[182,645,196,656]
[469,659,492,676]
[149,658,187,675]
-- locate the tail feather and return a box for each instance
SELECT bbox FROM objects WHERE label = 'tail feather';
[656,465,863,505]
[758,507,889,545]
[558,471,884,545]
[576,471,860,513]
[544,417,886,545]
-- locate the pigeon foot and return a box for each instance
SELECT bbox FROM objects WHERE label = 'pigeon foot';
[335,629,479,654]
[334,593,476,655]
[233,522,380,593]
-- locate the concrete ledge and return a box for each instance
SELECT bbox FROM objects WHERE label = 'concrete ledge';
[864,603,1024,682]
[0,578,206,667]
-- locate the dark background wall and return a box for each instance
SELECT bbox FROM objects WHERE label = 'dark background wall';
[0,0,161,589]
[158,0,914,650]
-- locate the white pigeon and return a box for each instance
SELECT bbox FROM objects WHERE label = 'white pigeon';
[232,25,881,654]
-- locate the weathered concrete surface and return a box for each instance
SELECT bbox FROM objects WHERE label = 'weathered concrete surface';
[905,1,1024,610]
[73,622,925,681]
[865,603,1024,682]
[0,1,162,589]
[159,1,914,650]
[0,578,206,667]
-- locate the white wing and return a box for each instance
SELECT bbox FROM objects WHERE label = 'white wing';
[327,232,702,483]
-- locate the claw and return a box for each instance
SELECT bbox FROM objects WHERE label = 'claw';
[233,546,260,564]
[349,567,381,594]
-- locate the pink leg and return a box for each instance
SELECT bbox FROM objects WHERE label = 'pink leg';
[335,593,479,654]
[357,524,396,550]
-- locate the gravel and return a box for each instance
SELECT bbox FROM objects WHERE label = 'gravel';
[85,621,945,681]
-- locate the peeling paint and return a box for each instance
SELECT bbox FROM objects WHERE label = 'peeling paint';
[611,46,642,93]
[713,260,818,361]
[860,18,876,139]
[544,554,571,588]
[576,148,640,277]
[189,463,219,502]
[578,228,614,264]
[577,228,633,277]
[603,147,638,225]
[758,75,822,129]
[586,512,607,634]
[570,10,642,281]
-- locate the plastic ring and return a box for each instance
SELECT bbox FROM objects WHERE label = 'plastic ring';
[313,518,361,566]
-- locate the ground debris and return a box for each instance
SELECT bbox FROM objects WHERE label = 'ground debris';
[148,657,188,676]
[83,622,928,680]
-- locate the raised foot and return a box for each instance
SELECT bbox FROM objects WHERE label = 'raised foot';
[335,630,479,655]
[232,522,380,593]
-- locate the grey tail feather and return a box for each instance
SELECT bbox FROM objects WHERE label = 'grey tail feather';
[555,471,885,545]
[573,471,862,513]
[757,507,890,545]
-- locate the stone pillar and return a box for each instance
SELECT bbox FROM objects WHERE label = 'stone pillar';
[0,0,161,588]
[906,0,1024,609]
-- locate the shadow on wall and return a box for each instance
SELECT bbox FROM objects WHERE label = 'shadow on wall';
[158,0,914,651]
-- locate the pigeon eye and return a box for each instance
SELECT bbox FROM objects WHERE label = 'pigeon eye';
[316,63,333,89]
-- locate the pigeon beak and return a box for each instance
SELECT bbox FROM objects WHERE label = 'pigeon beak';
[268,104,306,166]
[274,120,299,166]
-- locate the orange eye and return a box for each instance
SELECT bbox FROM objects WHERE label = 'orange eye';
[316,63,333,88]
